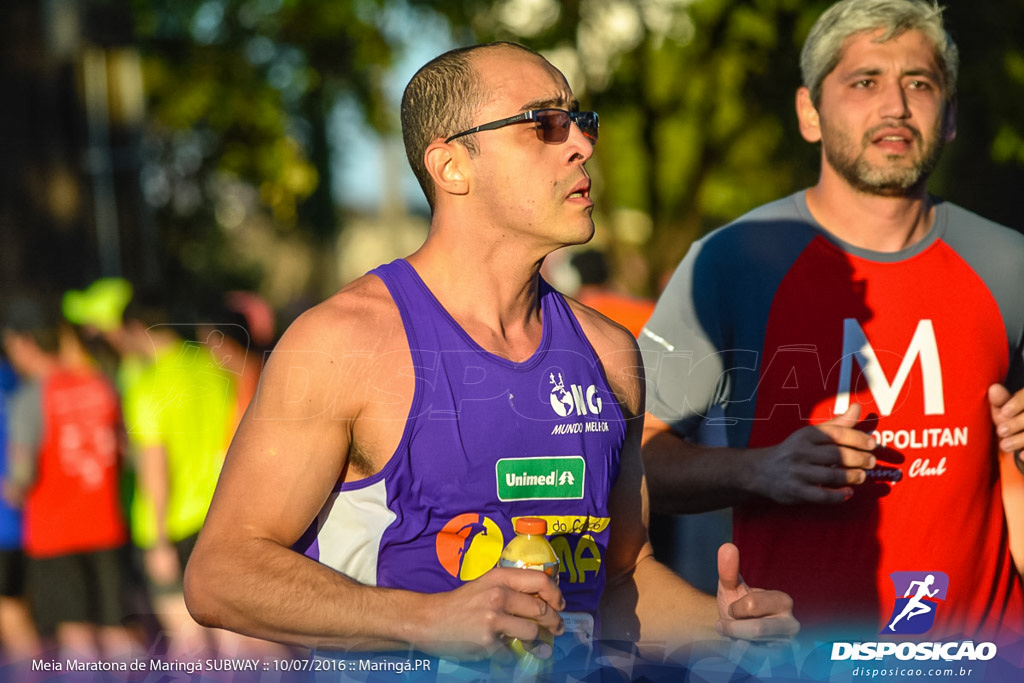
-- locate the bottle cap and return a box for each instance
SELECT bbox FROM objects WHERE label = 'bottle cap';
[514,517,547,535]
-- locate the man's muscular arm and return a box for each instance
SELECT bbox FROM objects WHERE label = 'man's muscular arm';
[641,407,878,514]
[184,280,564,657]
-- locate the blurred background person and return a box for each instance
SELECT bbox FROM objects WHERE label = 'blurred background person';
[568,249,655,338]
[114,293,235,658]
[0,354,39,662]
[66,281,283,659]
[1,294,134,660]
[196,297,267,441]
[62,278,140,394]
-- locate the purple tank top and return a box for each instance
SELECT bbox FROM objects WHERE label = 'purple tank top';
[296,259,625,624]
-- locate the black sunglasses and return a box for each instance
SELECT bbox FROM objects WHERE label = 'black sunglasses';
[445,108,599,145]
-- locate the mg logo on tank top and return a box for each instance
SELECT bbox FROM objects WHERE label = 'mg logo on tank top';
[833,318,945,417]
[549,372,603,417]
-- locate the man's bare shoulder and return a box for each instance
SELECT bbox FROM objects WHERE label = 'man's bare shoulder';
[565,295,644,417]
[276,272,404,357]
[250,271,410,432]
[565,295,638,356]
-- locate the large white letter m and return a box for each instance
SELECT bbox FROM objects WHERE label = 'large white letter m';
[834,319,944,417]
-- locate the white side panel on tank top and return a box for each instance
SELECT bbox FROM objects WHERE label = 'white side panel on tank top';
[316,479,396,586]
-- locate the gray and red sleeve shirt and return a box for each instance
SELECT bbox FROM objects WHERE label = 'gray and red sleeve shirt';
[640,191,1024,640]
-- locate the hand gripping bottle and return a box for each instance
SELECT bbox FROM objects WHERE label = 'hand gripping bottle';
[498,517,560,677]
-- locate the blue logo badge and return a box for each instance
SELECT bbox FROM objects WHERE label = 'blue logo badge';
[883,571,949,635]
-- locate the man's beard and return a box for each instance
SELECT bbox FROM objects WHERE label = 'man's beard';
[820,117,947,197]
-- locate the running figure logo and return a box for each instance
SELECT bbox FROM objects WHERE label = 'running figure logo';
[435,513,504,581]
[883,571,949,635]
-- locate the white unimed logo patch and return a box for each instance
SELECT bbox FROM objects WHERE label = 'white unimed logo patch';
[549,372,603,418]
[830,641,997,662]
[834,318,944,417]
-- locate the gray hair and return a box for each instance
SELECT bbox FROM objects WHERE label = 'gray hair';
[800,0,959,105]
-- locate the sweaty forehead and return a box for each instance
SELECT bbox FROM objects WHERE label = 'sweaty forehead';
[473,48,576,113]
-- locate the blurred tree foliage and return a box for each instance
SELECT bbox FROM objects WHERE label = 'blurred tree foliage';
[126,0,404,298]
[129,0,1024,299]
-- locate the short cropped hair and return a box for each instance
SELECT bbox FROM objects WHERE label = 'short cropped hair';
[400,42,543,210]
[800,0,959,106]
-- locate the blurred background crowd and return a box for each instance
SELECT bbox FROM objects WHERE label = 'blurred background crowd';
[1,0,1023,664]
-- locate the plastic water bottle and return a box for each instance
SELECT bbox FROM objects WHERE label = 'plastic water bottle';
[498,517,560,677]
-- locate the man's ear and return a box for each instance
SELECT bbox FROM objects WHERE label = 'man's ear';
[796,87,822,144]
[424,141,470,198]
